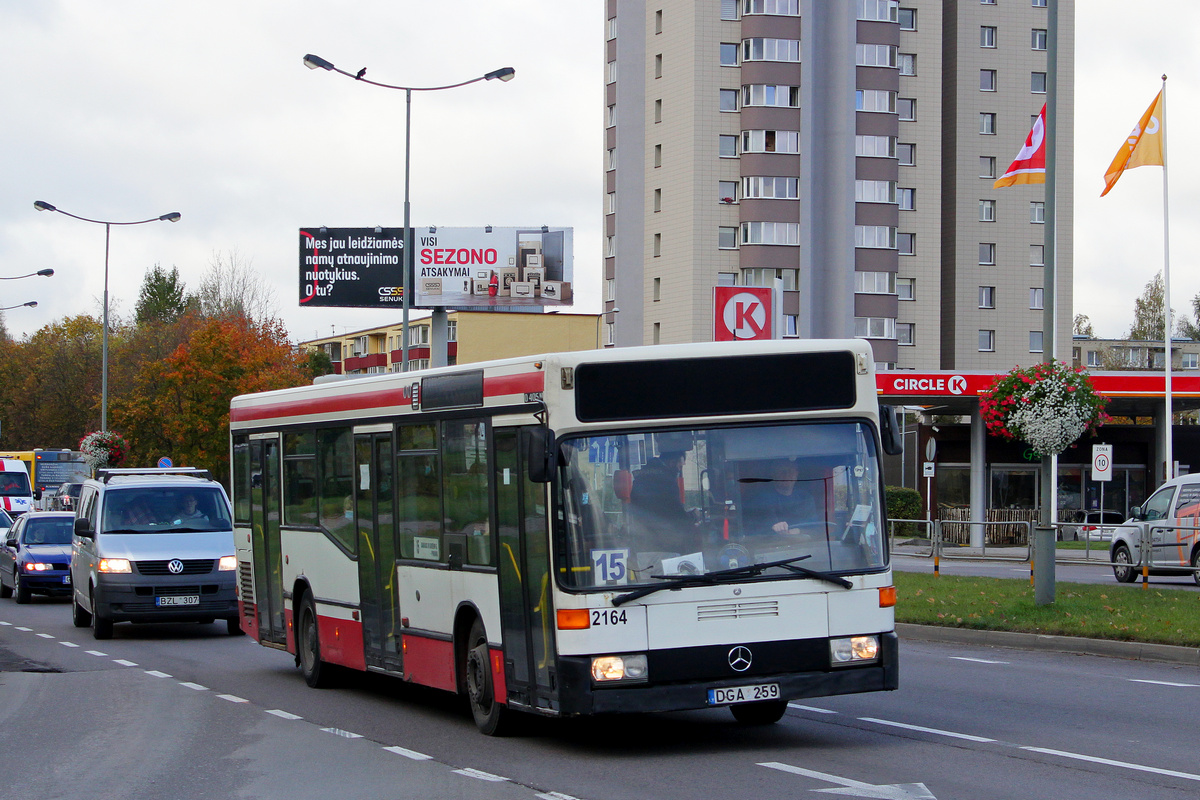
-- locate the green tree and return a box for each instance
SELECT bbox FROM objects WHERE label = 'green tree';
[1127,271,1194,341]
[135,263,190,325]
[1073,314,1094,337]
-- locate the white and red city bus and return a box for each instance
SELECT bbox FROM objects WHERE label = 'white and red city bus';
[230,339,899,734]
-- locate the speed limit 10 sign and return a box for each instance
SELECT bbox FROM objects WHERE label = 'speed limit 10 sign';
[1092,444,1113,482]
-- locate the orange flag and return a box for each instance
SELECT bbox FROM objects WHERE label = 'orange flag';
[994,104,1046,188]
[1100,90,1164,197]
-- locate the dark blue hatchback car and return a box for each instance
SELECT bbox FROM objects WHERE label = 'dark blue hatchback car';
[0,511,75,603]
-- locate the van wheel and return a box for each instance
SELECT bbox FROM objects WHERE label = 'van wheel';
[730,700,788,725]
[465,618,507,735]
[297,592,334,688]
[72,595,92,627]
[1112,545,1137,583]
[1191,548,1200,588]
[91,588,113,640]
[14,570,31,604]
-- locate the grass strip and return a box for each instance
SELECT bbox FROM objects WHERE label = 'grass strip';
[893,572,1200,648]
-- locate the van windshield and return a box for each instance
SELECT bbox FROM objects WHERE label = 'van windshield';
[102,487,232,534]
[0,471,31,497]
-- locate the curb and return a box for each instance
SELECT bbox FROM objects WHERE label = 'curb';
[895,623,1200,666]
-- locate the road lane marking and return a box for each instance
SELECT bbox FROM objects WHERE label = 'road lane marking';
[265,710,300,724]
[949,657,1008,664]
[36,633,55,639]
[384,745,432,761]
[113,659,137,666]
[1022,747,1200,782]
[453,767,509,782]
[758,762,936,799]
[0,621,11,626]
[536,793,586,800]
[321,727,363,738]
[179,682,207,691]
[217,694,248,703]
[859,717,996,743]
[788,703,838,714]
[86,650,107,656]
[1129,679,1200,688]
[145,670,172,678]
[15,626,31,631]
[60,641,80,648]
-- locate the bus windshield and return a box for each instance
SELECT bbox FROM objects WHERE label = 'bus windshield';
[556,421,887,591]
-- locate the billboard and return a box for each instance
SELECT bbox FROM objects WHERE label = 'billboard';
[298,226,574,310]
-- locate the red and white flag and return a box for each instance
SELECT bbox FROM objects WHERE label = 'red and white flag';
[994,104,1046,188]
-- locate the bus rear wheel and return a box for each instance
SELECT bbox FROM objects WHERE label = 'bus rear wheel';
[730,699,788,725]
[297,591,335,688]
[465,618,507,735]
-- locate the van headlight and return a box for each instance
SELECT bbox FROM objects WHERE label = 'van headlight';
[591,654,649,683]
[98,558,132,574]
[218,555,238,571]
[830,635,880,665]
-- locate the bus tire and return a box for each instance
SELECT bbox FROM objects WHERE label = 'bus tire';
[730,700,788,725]
[465,618,507,735]
[1112,545,1137,583]
[297,592,335,688]
[226,617,245,636]
[72,594,92,627]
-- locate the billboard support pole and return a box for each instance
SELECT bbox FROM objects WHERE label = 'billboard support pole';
[402,87,412,372]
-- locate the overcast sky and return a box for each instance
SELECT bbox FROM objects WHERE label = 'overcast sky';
[0,1,1194,343]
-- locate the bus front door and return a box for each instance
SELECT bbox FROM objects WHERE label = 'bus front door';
[495,427,557,713]
[250,436,287,646]
[356,431,402,672]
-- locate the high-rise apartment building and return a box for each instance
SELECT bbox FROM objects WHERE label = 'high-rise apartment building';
[603,0,1072,371]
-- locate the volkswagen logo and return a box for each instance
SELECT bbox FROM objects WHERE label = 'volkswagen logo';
[168,559,184,574]
[728,645,753,672]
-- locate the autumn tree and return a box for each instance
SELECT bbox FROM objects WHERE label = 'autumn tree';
[194,250,277,323]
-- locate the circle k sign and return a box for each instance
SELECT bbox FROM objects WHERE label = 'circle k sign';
[713,287,773,341]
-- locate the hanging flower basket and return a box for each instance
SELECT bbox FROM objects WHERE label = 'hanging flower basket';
[978,361,1110,457]
[79,430,129,470]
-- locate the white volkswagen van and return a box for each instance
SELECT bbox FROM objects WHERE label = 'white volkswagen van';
[1110,473,1200,586]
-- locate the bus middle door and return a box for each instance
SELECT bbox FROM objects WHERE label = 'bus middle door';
[355,429,402,672]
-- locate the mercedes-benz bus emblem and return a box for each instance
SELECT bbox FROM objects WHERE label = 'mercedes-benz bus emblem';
[728,646,753,672]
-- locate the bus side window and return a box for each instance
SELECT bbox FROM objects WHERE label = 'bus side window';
[443,421,491,566]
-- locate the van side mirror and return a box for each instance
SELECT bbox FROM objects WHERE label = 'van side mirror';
[73,517,94,539]
[525,427,556,484]
[878,404,904,456]
[1129,505,1143,521]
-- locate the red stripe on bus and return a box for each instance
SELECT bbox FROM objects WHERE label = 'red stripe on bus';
[483,371,544,397]
[318,614,366,672]
[401,634,458,693]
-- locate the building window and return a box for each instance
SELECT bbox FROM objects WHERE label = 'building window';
[719,181,739,203]
[979,286,996,309]
[854,271,896,294]
[720,89,739,112]
[653,277,661,302]
[897,277,915,300]
[898,97,916,120]
[1030,244,1045,266]
[1032,0,1047,7]
[654,144,662,167]
[980,69,996,92]
[744,38,800,62]
[718,226,739,249]
[719,134,739,158]
[897,232,915,255]
[1087,350,1103,368]
[1030,287,1044,310]
[980,156,996,178]
[653,233,662,257]
[446,320,457,343]
[607,148,616,170]
[717,272,737,286]
[980,113,997,135]
[655,54,663,78]
[898,187,915,210]
[653,188,661,212]
[979,330,995,352]
[898,53,916,75]
[606,236,616,257]
[856,43,897,68]
[897,323,915,345]
[855,317,897,339]
[855,179,897,203]
[743,268,798,290]
[745,0,800,14]
[981,0,996,5]
[607,17,617,40]
[721,43,739,66]
[898,7,916,29]
[606,279,615,301]
[857,0,898,22]
[854,225,897,249]
[856,135,897,158]
[1031,201,1045,223]
[1029,331,1044,353]
[1032,28,1047,50]
[856,89,896,113]
[654,99,662,122]
[981,26,996,48]
[897,143,915,165]
[979,243,996,265]
[721,0,739,19]
[742,221,801,245]
[979,199,996,222]
[1184,353,1199,370]
[1031,72,1047,93]
[607,104,616,127]
[745,84,801,108]
[655,9,663,32]
[607,192,616,214]
[744,175,800,199]
[607,61,617,84]
[743,129,800,154]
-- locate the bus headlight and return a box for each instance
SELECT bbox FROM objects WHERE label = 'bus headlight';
[590,654,649,683]
[830,635,880,665]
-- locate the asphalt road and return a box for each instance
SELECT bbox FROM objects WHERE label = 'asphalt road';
[3,594,1199,799]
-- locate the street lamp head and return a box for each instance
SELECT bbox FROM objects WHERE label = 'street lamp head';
[160,212,182,223]
[33,200,57,212]
[24,301,37,308]
[37,268,54,277]
[303,54,335,71]
[484,67,516,82]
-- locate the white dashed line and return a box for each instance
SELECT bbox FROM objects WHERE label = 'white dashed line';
[15,626,31,631]
[859,717,997,743]
[0,621,11,626]
[321,727,364,738]
[60,641,80,648]
[1023,747,1200,782]
[36,633,55,639]
[86,650,107,656]
[950,656,1008,664]
[537,793,586,800]
[788,703,838,714]
[383,745,432,761]
[145,670,172,678]
[217,694,248,703]
[453,767,509,782]
[113,659,137,666]
[265,709,302,720]
[1129,679,1200,688]
[179,682,207,691]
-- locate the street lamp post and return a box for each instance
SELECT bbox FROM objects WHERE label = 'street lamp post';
[302,55,514,371]
[33,201,181,432]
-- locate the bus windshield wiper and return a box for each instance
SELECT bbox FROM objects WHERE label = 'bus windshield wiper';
[612,555,850,606]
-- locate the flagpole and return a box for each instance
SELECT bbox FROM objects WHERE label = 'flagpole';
[1161,75,1173,480]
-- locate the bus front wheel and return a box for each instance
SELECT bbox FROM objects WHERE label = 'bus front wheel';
[297,592,335,688]
[730,699,788,725]
[465,618,507,735]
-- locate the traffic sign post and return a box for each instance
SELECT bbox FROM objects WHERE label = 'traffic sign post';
[1092,444,1112,523]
